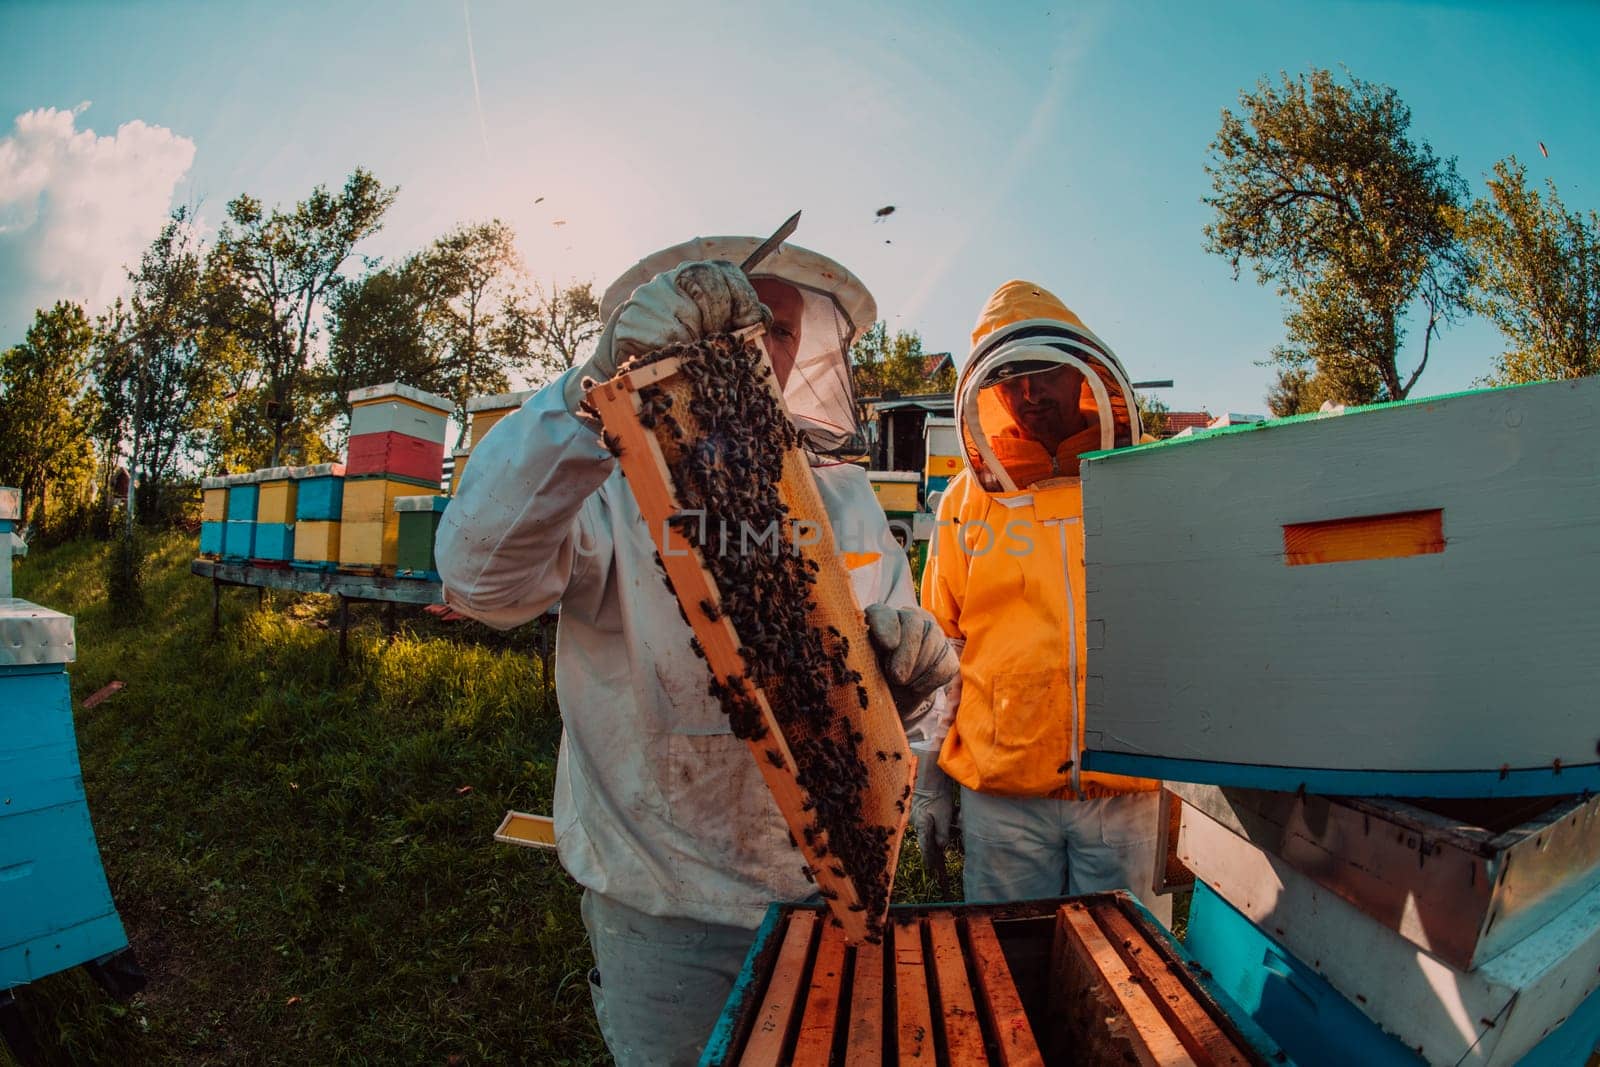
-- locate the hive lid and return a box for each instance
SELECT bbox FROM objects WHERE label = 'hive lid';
[200,475,228,490]
[225,471,263,485]
[257,466,296,482]
[0,598,75,666]
[394,495,450,512]
[290,463,347,479]
[0,487,19,522]
[347,382,454,412]
[466,389,534,414]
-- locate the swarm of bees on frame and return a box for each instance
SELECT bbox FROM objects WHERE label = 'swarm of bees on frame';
[607,333,894,938]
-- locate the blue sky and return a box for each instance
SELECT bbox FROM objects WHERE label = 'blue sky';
[2,0,1596,415]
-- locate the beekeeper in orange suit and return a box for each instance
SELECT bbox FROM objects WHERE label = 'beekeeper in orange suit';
[917,280,1170,921]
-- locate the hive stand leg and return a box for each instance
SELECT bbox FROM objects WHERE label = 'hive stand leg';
[85,946,148,1000]
[211,576,222,637]
[383,600,397,641]
[338,595,351,662]
[0,988,41,1067]
[257,586,265,612]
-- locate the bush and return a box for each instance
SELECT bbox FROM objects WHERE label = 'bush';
[106,525,146,619]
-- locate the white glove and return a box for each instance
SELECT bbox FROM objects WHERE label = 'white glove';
[911,748,956,852]
[864,603,959,718]
[565,259,771,414]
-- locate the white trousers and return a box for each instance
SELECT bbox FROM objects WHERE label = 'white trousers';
[581,890,759,1066]
[960,787,1173,925]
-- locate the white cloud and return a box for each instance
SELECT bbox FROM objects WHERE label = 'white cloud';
[0,104,196,344]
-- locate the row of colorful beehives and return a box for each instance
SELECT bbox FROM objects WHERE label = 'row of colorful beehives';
[198,383,456,576]
[195,383,536,577]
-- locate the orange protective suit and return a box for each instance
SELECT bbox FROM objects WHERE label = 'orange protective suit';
[921,281,1158,801]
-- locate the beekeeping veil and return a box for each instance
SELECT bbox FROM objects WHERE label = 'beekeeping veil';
[957,281,1142,493]
[600,236,876,457]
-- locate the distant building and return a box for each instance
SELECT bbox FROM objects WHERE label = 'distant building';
[1158,411,1213,438]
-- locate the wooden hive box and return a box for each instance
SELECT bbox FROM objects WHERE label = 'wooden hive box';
[199,476,227,558]
[1080,378,1600,798]
[448,448,472,495]
[346,430,443,484]
[586,333,913,943]
[251,466,296,562]
[704,895,1283,1066]
[292,521,340,570]
[338,476,439,570]
[1169,783,1600,973]
[293,463,346,522]
[0,597,132,991]
[1178,800,1600,1066]
[923,416,963,496]
[867,471,921,515]
[346,382,452,442]
[394,495,448,578]
[221,472,260,560]
[466,388,533,449]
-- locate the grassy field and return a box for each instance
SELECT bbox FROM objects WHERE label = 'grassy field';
[4,534,959,1065]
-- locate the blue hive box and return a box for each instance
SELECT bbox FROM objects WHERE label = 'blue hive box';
[1186,882,1600,1067]
[252,523,294,562]
[1,598,131,991]
[224,474,258,521]
[293,462,345,522]
[221,472,259,560]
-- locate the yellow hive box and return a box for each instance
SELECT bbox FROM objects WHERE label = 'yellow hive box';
[926,454,963,477]
[338,519,395,568]
[466,389,533,450]
[868,471,921,513]
[341,478,439,524]
[293,520,340,562]
[201,487,227,523]
[256,466,298,524]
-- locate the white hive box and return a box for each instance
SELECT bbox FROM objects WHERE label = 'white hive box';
[1080,378,1600,798]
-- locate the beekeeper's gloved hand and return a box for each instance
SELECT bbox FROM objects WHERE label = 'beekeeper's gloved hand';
[565,259,772,417]
[865,603,959,718]
[911,750,956,853]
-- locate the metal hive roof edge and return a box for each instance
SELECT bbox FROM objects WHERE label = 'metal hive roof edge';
[0,597,76,666]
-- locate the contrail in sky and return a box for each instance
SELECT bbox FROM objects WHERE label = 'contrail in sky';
[463,0,491,165]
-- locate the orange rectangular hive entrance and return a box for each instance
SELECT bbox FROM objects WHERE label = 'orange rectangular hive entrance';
[585,329,915,944]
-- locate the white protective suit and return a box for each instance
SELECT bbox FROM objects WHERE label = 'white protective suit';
[435,238,923,930]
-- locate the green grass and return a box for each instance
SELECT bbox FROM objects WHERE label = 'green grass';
[5,535,962,1065]
[8,534,595,1065]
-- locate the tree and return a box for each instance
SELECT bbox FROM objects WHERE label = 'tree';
[1135,392,1170,437]
[0,302,100,528]
[97,208,220,525]
[1463,157,1600,384]
[1205,68,1472,408]
[851,322,948,398]
[416,220,527,446]
[207,168,397,465]
[321,258,450,432]
[502,280,603,383]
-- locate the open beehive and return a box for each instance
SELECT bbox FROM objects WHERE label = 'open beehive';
[704,895,1281,1066]
[585,329,915,944]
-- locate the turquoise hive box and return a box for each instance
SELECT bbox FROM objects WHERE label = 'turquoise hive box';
[0,598,133,993]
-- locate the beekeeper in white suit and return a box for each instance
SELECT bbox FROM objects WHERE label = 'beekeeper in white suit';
[436,236,957,1066]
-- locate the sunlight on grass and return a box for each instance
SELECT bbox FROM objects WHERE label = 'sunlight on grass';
[6,535,600,1065]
